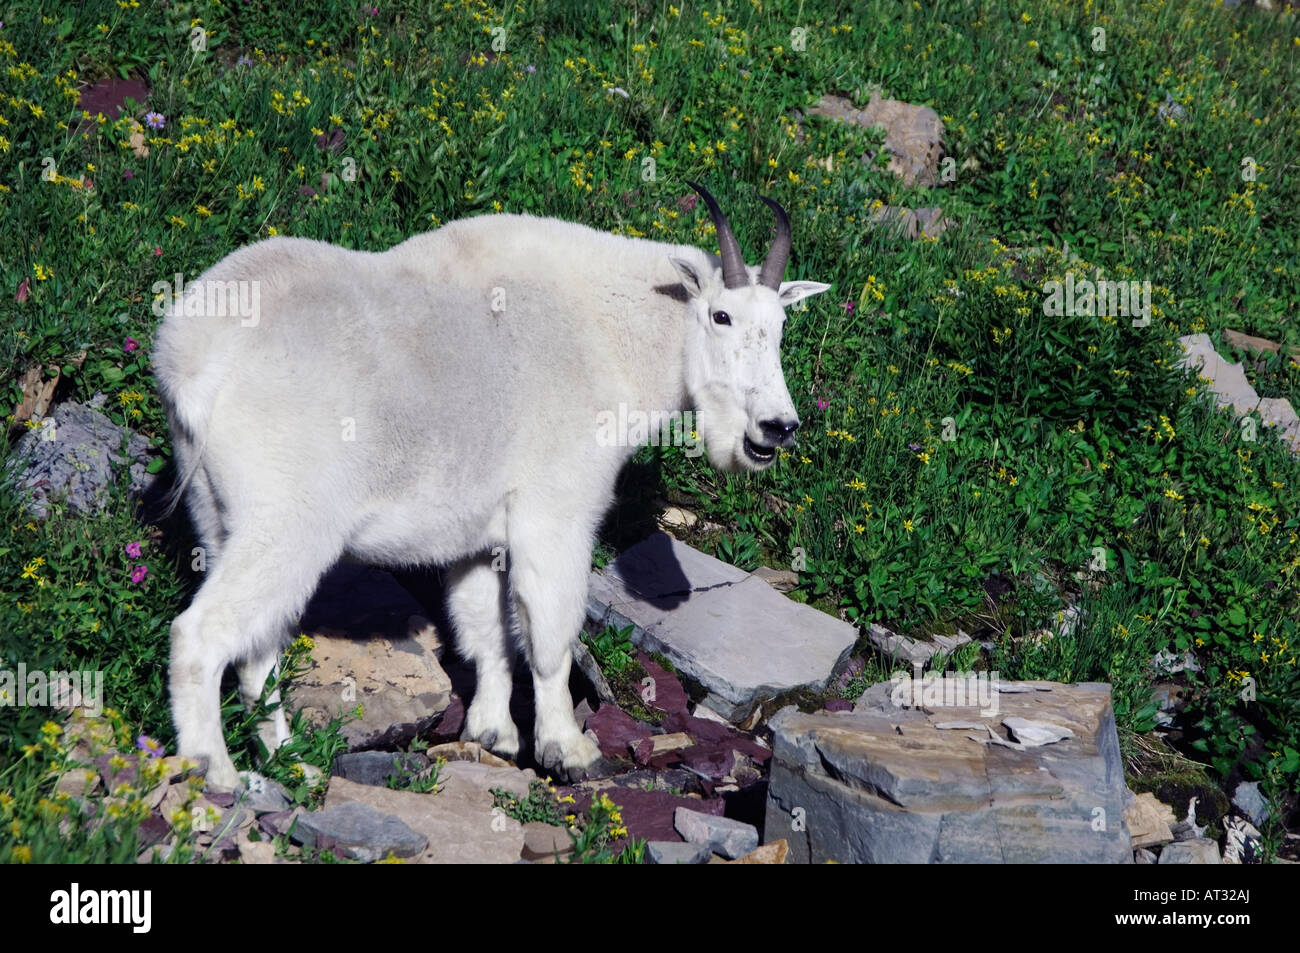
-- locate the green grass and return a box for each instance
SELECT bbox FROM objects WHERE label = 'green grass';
[2,0,1298,860]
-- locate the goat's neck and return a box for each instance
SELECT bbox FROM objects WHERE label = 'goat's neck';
[612,249,692,418]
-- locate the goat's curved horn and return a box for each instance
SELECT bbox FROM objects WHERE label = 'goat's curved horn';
[757,194,791,291]
[686,180,749,289]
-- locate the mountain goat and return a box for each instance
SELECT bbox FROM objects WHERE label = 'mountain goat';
[154,182,829,789]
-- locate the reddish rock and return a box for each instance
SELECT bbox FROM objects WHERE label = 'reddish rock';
[638,653,689,714]
[660,711,770,764]
[586,703,652,761]
[432,695,464,741]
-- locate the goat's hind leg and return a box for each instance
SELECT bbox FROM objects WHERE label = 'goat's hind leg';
[237,646,291,759]
[169,523,340,789]
[446,556,521,759]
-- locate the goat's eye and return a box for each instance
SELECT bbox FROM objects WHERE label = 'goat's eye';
[712,310,731,326]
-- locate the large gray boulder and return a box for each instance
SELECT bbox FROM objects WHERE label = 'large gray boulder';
[586,532,856,721]
[4,398,153,519]
[291,564,452,749]
[765,679,1132,863]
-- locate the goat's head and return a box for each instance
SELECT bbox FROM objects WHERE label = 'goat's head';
[671,181,829,473]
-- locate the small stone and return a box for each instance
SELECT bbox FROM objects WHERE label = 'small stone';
[236,828,278,864]
[1126,792,1176,850]
[1158,839,1221,865]
[237,773,292,813]
[1002,717,1074,747]
[521,822,574,863]
[54,768,100,799]
[750,566,798,592]
[659,506,699,530]
[426,741,512,768]
[691,704,728,725]
[1231,781,1270,828]
[728,840,789,864]
[674,807,759,860]
[650,733,695,756]
[646,840,712,865]
[291,801,427,863]
[1134,848,1157,864]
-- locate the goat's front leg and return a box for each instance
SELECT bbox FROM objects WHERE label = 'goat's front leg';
[508,515,601,779]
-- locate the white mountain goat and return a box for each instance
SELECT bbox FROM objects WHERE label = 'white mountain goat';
[154,182,830,788]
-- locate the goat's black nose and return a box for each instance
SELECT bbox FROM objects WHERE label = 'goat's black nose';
[760,417,800,448]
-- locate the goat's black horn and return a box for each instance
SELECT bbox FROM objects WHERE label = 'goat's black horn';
[687,179,749,289]
[756,194,791,291]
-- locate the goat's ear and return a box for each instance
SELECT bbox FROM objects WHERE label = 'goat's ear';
[669,256,708,298]
[778,280,831,308]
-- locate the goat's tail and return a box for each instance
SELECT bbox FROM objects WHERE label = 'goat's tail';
[154,342,227,521]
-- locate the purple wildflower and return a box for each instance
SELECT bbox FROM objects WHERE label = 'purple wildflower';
[123,169,133,179]
[136,735,164,758]
[816,398,830,410]
[145,111,165,131]
[908,443,922,452]
[236,55,254,67]
[125,541,142,558]
[525,64,536,73]
[124,337,139,354]
[130,565,148,584]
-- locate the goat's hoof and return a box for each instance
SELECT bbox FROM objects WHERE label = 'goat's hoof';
[536,732,602,782]
[200,754,241,792]
[460,723,520,761]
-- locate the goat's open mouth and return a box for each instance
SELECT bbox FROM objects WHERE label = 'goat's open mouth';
[743,435,777,465]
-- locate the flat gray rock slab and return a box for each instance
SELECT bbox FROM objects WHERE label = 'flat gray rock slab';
[323,761,533,864]
[587,532,857,721]
[292,801,427,862]
[767,680,1132,863]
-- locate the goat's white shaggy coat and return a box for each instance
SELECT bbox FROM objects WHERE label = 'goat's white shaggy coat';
[155,203,828,788]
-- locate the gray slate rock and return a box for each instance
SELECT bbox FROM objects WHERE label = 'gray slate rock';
[646,840,713,865]
[291,801,427,862]
[867,623,971,667]
[673,806,759,860]
[236,773,292,814]
[586,532,856,721]
[1231,781,1270,828]
[4,399,154,519]
[332,751,430,788]
[770,680,1132,863]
